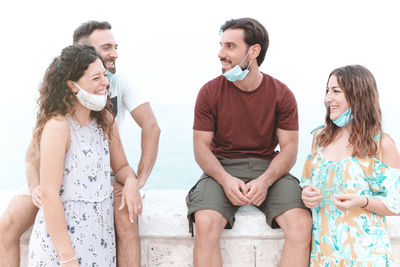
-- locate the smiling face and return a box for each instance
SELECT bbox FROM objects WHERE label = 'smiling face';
[325,75,350,120]
[73,58,109,95]
[86,29,118,74]
[218,28,251,74]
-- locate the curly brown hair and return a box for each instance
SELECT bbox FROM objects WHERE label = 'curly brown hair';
[33,44,114,149]
[317,65,382,157]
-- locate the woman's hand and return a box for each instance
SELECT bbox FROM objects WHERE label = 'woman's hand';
[333,194,366,211]
[31,185,42,208]
[302,185,322,209]
[119,177,143,223]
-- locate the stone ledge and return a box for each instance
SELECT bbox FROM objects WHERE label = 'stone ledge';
[1,189,399,266]
[139,190,284,239]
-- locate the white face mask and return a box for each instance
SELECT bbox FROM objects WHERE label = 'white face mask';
[73,82,107,111]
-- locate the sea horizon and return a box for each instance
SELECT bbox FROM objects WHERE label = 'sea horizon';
[1,100,399,191]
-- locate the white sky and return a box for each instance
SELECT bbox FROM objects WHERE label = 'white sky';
[0,0,399,189]
[2,0,399,104]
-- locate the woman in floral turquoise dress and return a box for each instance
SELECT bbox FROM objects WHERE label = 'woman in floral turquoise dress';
[301,65,400,266]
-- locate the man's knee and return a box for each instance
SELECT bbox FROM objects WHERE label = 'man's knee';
[114,205,139,240]
[0,213,14,239]
[194,210,226,237]
[276,208,312,244]
[115,220,139,238]
[0,195,37,240]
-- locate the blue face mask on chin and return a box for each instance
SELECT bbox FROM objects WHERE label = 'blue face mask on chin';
[106,70,115,79]
[332,108,353,127]
[223,50,252,82]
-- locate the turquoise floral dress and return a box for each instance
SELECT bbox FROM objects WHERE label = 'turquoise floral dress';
[301,131,400,266]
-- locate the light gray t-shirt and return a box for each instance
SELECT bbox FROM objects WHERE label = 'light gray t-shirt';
[107,69,147,127]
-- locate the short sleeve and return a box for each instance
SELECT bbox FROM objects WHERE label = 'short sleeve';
[365,162,400,214]
[276,88,298,131]
[117,70,147,112]
[193,85,215,132]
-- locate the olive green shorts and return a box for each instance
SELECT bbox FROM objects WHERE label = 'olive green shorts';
[186,157,307,232]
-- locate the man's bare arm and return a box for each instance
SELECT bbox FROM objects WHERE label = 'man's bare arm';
[26,139,40,192]
[109,121,142,223]
[259,129,298,186]
[25,139,42,207]
[130,103,160,189]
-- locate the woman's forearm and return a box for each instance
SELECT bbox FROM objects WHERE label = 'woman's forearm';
[361,196,398,216]
[42,192,76,260]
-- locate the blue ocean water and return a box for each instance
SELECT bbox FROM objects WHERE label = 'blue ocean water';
[1,101,399,191]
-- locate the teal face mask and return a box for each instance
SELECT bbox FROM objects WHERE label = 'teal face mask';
[106,70,115,79]
[223,50,252,82]
[332,108,353,127]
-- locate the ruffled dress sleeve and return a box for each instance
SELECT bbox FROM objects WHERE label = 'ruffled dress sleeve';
[358,155,400,214]
[370,163,400,214]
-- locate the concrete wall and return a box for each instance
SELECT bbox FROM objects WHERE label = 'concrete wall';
[2,190,399,266]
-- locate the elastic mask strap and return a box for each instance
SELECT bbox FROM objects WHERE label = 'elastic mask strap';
[72,81,80,94]
[238,47,252,67]
[246,60,253,70]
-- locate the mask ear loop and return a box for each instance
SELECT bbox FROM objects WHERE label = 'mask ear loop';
[71,81,81,95]
[238,49,251,66]
[68,81,79,95]
[246,60,253,70]
[239,46,255,70]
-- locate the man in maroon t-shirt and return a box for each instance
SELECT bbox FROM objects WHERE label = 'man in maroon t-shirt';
[186,18,312,267]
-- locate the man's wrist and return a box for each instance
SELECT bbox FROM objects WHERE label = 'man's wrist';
[29,183,40,193]
[258,174,273,187]
[136,176,147,188]
[218,172,233,185]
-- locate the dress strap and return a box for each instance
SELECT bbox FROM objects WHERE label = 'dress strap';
[374,133,382,161]
[310,125,324,135]
[310,125,324,153]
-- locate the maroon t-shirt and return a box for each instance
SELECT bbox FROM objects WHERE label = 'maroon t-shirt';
[193,73,298,160]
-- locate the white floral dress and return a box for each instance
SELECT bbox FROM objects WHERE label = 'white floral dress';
[28,118,116,266]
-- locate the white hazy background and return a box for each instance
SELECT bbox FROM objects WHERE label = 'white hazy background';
[1,0,399,190]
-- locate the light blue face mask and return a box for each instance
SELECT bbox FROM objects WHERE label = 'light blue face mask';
[106,69,115,79]
[223,50,252,82]
[332,108,353,127]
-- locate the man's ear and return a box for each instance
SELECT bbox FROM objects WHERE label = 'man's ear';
[249,44,261,60]
[66,80,78,94]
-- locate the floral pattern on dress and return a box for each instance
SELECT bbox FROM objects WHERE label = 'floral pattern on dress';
[301,132,400,267]
[28,118,116,266]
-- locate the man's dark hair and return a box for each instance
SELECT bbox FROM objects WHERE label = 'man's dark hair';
[220,18,269,66]
[73,21,112,44]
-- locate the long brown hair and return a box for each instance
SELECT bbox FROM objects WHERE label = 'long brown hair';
[33,44,114,149]
[317,65,382,157]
